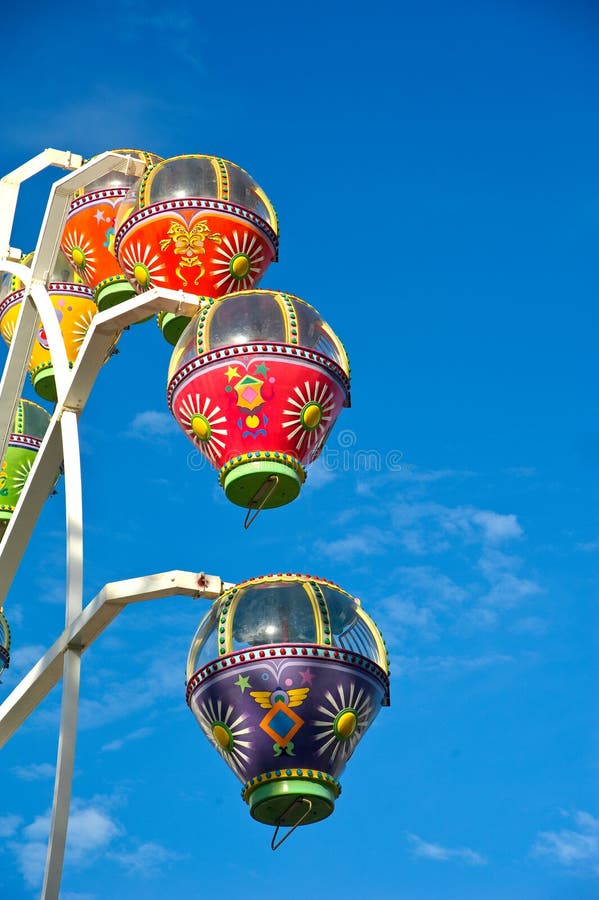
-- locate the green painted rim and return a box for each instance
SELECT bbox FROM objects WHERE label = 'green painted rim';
[158,311,191,346]
[223,460,301,509]
[248,779,336,826]
[31,367,57,402]
[95,280,136,312]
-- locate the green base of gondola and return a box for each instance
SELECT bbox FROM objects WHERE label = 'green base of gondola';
[95,280,137,312]
[31,367,57,402]
[248,779,336,826]
[223,461,302,509]
[158,311,191,346]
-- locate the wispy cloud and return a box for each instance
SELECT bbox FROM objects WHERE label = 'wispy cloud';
[8,643,47,676]
[471,510,522,543]
[124,410,175,440]
[407,832,487,865]
[11,762,55,781]
[118,1,205,72]
[531,810,599,876]
[475,549,541,612]
[389,500,524,555]
[397,653,513,678]
[577,537,599,552]
[315,525,394,561]
[305,458,337,489]
[109,841,185,877]
[101,726,154,753]
[9,799,123,889]
[0,814,22,837]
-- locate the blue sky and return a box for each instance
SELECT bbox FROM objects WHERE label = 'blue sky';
[1,1,598,897]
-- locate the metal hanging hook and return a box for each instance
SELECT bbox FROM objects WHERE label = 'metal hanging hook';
[271,797,312,851]
[243,475,279,530]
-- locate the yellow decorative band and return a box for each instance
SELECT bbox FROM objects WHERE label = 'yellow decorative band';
[218,452,306,486]
[241,768,341,802]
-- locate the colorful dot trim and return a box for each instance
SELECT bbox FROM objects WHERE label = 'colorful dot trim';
[241,768,341,803]
[67,187,129,214]
[217,452,306,487]
[167,342,350,408]
[93,274,130,302]
[186,642,390,705]
[114,198,278,257]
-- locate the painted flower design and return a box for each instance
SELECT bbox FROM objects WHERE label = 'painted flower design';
[177,393,228,466]
[313,682,374,765]
[211,230,265,293]
[194,696,252,780]
[281,380,336,456]
[118,241,168,292]
[71,309,96,347]
[11,458,34,496]
[61,231,97,283]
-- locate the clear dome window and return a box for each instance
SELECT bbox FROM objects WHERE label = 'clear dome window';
[293,301,348,373]
[208,294,286,348]
[187,603,220,678]
[147,157,219,204]
[227,167,277,229]
[321,586,381,664]
[231,582,317,650]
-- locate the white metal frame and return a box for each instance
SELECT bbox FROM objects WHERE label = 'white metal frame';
[0,151,223,900]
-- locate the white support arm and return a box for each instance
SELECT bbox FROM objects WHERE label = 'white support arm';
[0,570,227,748]
[0,148,83,260]
[0,289,202,606]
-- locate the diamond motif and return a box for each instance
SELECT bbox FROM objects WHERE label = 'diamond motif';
[259,700,304,747]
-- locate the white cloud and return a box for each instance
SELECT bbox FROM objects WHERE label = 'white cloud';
[387,500,524,556]
[101,726,154,753]
[407,832,487,865]
[577,537,599,552]
[0,814,22,837]
[305,458,337,489]
[125,410,174,439]
[532,810,599,875]
[471,510,523,543]
[10,836,48,888]
[10,800,123,889]
[476,549,541,611]
[315,526,395,561]
[9,643,47,675]
[511,616,548,636]
[109,841,184,877]
[11,762,55,781]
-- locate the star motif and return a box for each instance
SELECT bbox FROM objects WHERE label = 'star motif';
[255,362,268,376]
[299,668,314,685]
[225,365,240,382]
[235,674,251,693]
[93,209,105,224]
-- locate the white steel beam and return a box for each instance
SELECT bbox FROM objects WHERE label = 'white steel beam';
[0,290,201,606]
[0,570,225,748]
[42,649,81,900]
[0,148,83,261]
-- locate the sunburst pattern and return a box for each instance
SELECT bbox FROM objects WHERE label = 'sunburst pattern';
[177,393,228,465]
[71,309,96,347]
[281,380,336,454]
[118,241,168,292]
[61,230,97,282]
[1,317,15,345]
[194,696,252,780]
[11,458,34,496]
[211,230,265,293]
[313,682,374,765]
